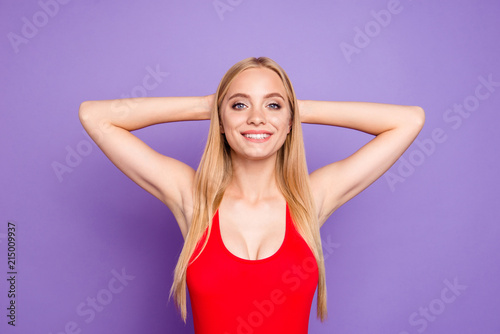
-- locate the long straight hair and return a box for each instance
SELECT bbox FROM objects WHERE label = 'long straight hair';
[170,57,327,321]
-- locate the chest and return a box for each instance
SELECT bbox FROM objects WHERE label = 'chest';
[186,204,319,333]
[218,202,286,261]
[186,208,318,299]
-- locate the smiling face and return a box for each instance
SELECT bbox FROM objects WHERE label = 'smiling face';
[219,67,292,162]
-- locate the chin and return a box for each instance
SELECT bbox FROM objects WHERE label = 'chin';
[232,150,277,162]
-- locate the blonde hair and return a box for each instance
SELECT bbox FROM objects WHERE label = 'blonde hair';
[170,57,327,321]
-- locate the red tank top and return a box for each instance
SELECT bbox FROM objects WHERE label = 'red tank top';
[186,203,319,334]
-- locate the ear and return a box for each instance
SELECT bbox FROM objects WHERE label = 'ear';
[288,119,292,133]
[220,123,225,134]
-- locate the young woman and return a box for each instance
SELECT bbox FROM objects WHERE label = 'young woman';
[79,57,424,333]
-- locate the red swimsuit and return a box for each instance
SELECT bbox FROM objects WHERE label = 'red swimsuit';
[186,203,319,334]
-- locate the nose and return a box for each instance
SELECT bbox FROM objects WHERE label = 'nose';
[247,106,266,125]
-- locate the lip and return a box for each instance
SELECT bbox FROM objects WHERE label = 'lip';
[241,130,273,135]
[241,130,273,143]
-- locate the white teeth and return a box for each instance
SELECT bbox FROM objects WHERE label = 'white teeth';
[244,133,270,139]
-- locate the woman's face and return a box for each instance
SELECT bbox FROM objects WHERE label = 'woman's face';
[220,67,292,161]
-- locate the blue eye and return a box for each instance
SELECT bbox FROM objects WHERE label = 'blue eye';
[232,102,246,110]
[268,103,281,110]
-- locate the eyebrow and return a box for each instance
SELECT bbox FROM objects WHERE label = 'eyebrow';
[227,92,285,101]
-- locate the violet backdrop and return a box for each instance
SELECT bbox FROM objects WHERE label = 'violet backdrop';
[1,0,499,333]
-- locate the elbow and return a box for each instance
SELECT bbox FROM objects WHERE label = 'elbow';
[78,100,97,126]
[409,105,425,131]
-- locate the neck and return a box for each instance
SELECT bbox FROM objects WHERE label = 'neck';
[226,153,281,203]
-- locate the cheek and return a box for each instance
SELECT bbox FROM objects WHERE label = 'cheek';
[271,114,292,131]
[221,112,247,131]
[220,115,238,137]
[220,115,230,134]
[219,110,231,133]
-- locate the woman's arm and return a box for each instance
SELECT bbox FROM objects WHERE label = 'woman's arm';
[79,95,213,237]
[299,100,425,226]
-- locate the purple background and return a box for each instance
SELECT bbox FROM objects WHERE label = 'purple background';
[1,0,499,333]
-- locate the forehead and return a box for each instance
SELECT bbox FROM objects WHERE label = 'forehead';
[226,67,287,98]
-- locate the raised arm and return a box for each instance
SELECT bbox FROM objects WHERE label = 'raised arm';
[79,95,212,237]
[299,100,425,226]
